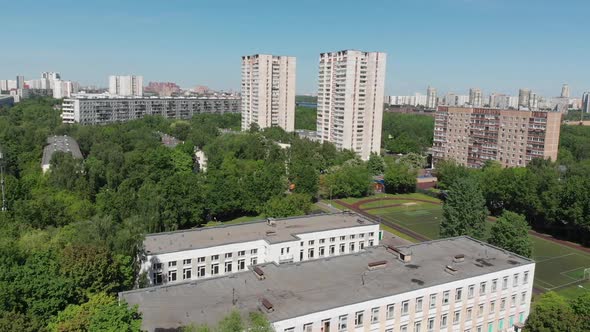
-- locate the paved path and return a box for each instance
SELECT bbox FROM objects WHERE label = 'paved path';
[316,200,343,213]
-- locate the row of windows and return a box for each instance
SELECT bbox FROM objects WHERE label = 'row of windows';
[152,249,258,271]
[285,312,526,332]
[301,232,376,247]
[153,257,259,284]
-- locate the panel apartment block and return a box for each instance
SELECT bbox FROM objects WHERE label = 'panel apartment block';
[241,54,296,132]
[433,106,561,168]
[61,96,240,125]
[317,50,386,160]
[139,212,381,286]
[122,236,535,332]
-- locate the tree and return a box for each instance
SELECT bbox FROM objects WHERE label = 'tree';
[571,292,590,331]
[324,164,372,198]
[397,152,426,169]
[440,177,488,240]
[488,211,533,258]
[383,163,416,194]
[263,194,312,218]
[433,159,471,190]
[367,153,385,175]
[524,292,579,332]
[48,293,142,332]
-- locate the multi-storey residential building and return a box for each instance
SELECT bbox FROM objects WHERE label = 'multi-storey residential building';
[121,236,535,332]
[560,84,570,98]
[517,89,530,109]
[582,92,590,113]
[241,54,296,132]
[317,50,386,160]
[108,75,143,96]
[426,86,437,109]
[432,106,561,168]
[387,93,427,107]
[139,212,381,286]
[469,88,483,107]
[16,75,24,89]
[61,95,240,125]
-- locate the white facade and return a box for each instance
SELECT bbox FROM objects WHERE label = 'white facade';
[582,92,590,113]
[560,84,570,98]
[317,50,387,160]
[0,80,17,91]
[469,88,483,107]
[241,54,296,132]
[426,86,437,109]
[52,80,78,99]
[140,214,381,286]
[388,94,427,107]
[273,263,534,332]
[109,75,143,96]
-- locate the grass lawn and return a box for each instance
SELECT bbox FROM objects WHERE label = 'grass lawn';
[337,193,440,205]
[380,224,420,243]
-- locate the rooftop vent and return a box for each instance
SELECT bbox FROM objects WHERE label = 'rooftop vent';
[453,254,465,263]
[266,218,276,226]
[445,265,459,275]
[387,245,412,263]
[411,278,425,286]
[253,267,265,280]
[357,218,365,224]
[261,298,274,312]
[367,260,387,270]
[265,231,277,236]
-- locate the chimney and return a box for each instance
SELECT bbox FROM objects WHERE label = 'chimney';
[253,266,265,280]
[453,254,465,263]
[261,298,274,312]
[367,260,387,270]
[387,245,412,263]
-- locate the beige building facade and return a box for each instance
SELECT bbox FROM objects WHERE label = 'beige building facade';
[317,50,387,160]
[241,54,296,132]
[433,106,561,168]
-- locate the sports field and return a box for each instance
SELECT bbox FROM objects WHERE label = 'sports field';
[337,194,590,298]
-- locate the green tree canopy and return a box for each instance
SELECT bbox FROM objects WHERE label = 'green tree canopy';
[488,211,533,258]
[440,177,488,240]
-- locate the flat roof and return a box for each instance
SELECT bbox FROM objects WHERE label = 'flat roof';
[41,135,83,166]
[144,212,377,255]
[121,236,534,331]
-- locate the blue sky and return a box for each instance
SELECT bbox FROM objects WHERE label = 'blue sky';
[1,0,588,97]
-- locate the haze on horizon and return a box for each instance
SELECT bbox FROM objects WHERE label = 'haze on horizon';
[1,0,588,97]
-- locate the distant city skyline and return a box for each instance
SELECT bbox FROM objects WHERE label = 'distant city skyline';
[1,0,589,96]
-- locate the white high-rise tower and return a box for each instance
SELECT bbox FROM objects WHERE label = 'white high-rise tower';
[426,86,437,109]
[316,50,386,160]
[241,54,296,132]
[108,75,143,96]
[561,84,570,98]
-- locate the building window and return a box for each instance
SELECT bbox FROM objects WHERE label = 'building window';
[308,248,314,258]
[371,307,379,323]
[350,234,356,240]
[476,325,482,332]
[251,257,258,265]
[308,240,314,245]
[441,314,448,328]
[197,265,205,277]
[238,250,245,257]
[251,249,258,255]
[414,321,422,332]
[416,297,423,312]
[430,294,437,308]
[521,292,527,305]
[400,325,407,332]
[183,259,191,265]
[197,257,205,263]
[350,242,355,252]
[360,242,365,250]
[456,288,463,301]
[502,276,508,290]
[340,236,346,241]
[513,273,519,287]
[183,268,192,280]
[319,239,326,244]
[428,318,435,331]
[480,282,486,295]
[153,263,162,270]
[339,243,345,253]
[330,237,336,242]
[490,300,496,312]
[466,307,473,321]
[319,247,325,257]
[211,264,219,275]
[169,261,177,268]
[303,323,312,332]
[212,255,219,261]
[338,315,348,331]
[237,259,245,271]
[524,271,529,284]
[369,240,374,246]
[285,327,294,332]
[386,304,394,320]
[224,261,233,273]
[355,311,364,327]
[468,284,475,298]
[225,253,233,259]
[402,300,409,315]
[491,279,498,292]
[329,245,335,256]
[168,270,177,282]
[454,311,460,325]
[478,304,484,317]
[153,272,163,285]
[442,291,450,305]
[369,232,375,237]
[359,233,365,238]
[281,247,290,255]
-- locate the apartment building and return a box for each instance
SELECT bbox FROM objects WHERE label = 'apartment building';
[139,212,381,286]
[241,54,296,132]
[317,50,387,160]
[61,95,240,125]
[108,75,143,96]
[121,236,535,332]
[432,107,561,168]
